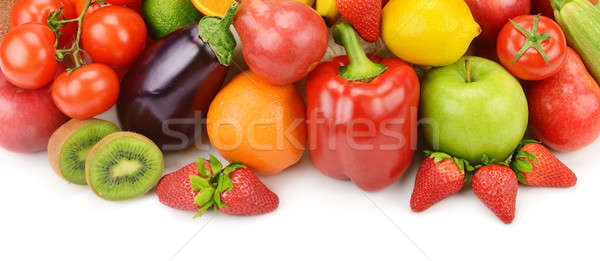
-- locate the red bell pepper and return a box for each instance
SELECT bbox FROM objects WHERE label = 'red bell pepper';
[306,22,420,191]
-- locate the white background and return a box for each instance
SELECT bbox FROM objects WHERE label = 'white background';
[0,107,598,261]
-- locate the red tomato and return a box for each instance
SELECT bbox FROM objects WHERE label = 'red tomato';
[9,0,77,46]
[81,6,147,67]
[51,63,120,119]
[497,15,567,81]
[0,23,58,89]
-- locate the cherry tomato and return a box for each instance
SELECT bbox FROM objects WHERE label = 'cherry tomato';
[81,6,147,67]
[497,15,567,81]
[10,0,77,46]
[0,23,58,89]
[51,63,120,119]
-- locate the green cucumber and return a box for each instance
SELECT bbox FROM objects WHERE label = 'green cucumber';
[552,0,600,83]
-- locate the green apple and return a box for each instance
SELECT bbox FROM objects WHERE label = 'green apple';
[420,56,528,164]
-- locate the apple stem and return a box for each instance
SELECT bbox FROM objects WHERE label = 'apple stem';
[465,59,472,83]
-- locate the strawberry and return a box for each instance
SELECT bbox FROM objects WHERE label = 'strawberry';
[336,0,382,42]
[511,140,577,187]
[156,156,278,217]
[472,164,518,224]
[219,167,280,216]
[156,159,212,211]
[410,152,472,212]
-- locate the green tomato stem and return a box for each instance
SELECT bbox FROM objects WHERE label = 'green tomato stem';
[50,0,99,71]
[332,21,387,81]
[509,14,551,66]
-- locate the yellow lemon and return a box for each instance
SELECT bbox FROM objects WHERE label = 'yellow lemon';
[382,0,480,66]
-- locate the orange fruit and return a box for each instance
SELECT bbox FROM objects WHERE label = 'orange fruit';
[207,71,307,175]
[191,0,235,17]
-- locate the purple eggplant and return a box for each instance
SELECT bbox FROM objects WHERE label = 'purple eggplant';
[117,2,238,151]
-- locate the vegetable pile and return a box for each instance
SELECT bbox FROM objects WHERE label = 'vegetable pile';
[1,0,599,224]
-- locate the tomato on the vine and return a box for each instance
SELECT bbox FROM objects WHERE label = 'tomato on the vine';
[10,0,77,46]
[0,23,58,89]
[497,15,567,81]
[51,63,120,119]
[81,6,147,67]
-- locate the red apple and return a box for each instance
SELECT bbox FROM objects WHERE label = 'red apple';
[465,0,531,45]
[0,69,69,153]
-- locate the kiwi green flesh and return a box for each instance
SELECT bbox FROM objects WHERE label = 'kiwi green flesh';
[88,136,164,201]
[59,122,119,185]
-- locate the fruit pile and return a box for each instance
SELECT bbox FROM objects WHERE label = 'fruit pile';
[0,0,599,223]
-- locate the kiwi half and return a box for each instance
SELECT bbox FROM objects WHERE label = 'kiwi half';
[86,132,164,201]
[48,119,120,185]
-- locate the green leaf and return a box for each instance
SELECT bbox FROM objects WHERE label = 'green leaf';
[196,158,211,178]
[209,155,223,175]
[513,159,533,173]
[517,150,538,165]
[516,172,526,184]
[193,201,214,218]
[481,154,496,166]
[194,187,215,207]
[428,152,452,163]
[213,174,233,209]
[189,175,210,191]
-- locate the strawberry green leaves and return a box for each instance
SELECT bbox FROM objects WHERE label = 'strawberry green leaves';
[189,156,246,218]
[510,140,541,184]
[424,151,474,174]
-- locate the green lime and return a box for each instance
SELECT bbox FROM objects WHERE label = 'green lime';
[143,0,203,40]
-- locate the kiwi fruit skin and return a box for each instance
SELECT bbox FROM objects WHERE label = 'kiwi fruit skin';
[48,119,120,185]
[85,132,165,201]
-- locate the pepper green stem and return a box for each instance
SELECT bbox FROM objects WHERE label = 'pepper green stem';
[332,22,387,81]
[198,2,238,66]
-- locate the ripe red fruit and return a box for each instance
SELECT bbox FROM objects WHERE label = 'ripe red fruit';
[156,156,279,217]
[0,68,69,153]
[336,0,382,42]
[511,141,577,188]
[156,160,212,211]
[9,0,77,46]
[220,167,280,216]
[410,152,469,212]
[472,164,518,224]
[527,48,600,152]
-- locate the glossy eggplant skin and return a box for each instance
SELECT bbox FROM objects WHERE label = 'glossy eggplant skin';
[117,25,228,151]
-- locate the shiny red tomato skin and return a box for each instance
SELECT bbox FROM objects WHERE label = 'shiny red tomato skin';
[527,48,600,152]
[497,15,567,81]
[234,0,328,85]
[0,23,58,90]
[9,0,77,46]
[81,6,147,67]
[51,63,120,119]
